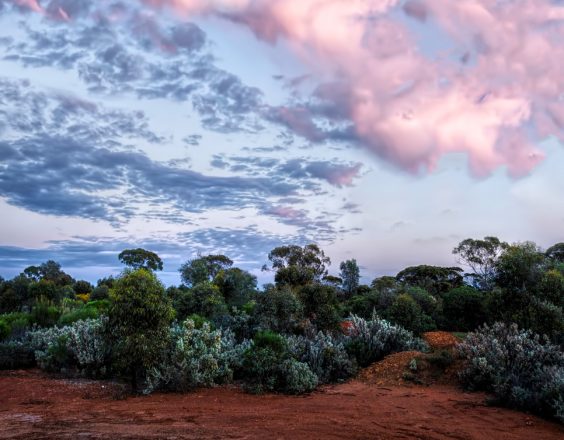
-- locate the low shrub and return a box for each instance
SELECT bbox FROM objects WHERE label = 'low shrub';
[29,317,109,376]
[0,339,35,369]
[58,307,99,326]
[280,358,318,394]
[426,349,454,369]
[458,322,564,422]
[31,300,61,327]
[344,314,428,367]
[242,330,318,394]
[287,331,356,383]
[0,320,9,341]
[144,319,249,394]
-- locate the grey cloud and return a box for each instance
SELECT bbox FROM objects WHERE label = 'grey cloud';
[0,227,311,282]
[1,10,264,134]
[0,136,300,223]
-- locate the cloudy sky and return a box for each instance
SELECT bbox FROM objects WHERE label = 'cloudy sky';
[0,0,563,285]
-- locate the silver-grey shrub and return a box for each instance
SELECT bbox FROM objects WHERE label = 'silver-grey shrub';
[280,358,318,394]
[286,331,356,383]
[344,313,428,367]
[29,317,108,376]
[144,319,250,394]
[458,322,564,422]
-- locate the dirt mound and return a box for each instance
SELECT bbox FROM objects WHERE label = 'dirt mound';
[1,369,562,439]
[358,351,423,386]
[423,331,461,349]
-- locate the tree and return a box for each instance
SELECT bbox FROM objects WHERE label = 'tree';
[546,242,564,263]
[108,269,174,391]
[73,280,93,295]
[255,286,304,334]
[213,267,257,307]
[495,242,546,293]
[179,254,233,287]
[190,281,227,318]
[118,248,163,271]
[264,244,330,288]
[388,294,435,335]
[298,284,341,331]
[453,237,508,289]
[23,260,73,286]
[339,259,360,297]
[395,265,463,297]
[442,286,487,331]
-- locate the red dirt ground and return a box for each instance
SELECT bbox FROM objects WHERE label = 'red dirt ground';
[422,331,462,350]
[1,370,562,439]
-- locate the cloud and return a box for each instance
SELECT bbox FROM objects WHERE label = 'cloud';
[0,78,302,225]
[1,5,264,133]
[137,0,564,177]
[0,136,303,223]
[213,155,362,188]
[0,226,311,283]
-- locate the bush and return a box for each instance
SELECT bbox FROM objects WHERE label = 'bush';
[442,286,486,331]
[387,294,435,334]
[144,319,248,394]
[287,331,356,383]
[31,300,61,327]
[0,340,35,369]
[90,285,109,301]
[0,312,32,339]
[344,314,428,367]
[108,269,174,391]
[0,320,10,341]
[244,331,288,388]
[29,317,109,376]
[458,322,564,422]
[254,286,304,334]
[280,359,318,394]
[58,306,100,326]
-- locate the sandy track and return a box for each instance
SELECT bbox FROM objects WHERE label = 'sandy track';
[0,370,562,440]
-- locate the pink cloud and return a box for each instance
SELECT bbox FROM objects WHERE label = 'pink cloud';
[143,0,564,177]
[15,0,564,177]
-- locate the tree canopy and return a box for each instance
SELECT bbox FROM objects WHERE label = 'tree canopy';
[265,244,330,288]
[453,237,508,289]
[118,248,163,271]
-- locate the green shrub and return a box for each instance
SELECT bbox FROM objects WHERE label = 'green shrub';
[254,286,304,334]
[186,313,210,329]
[242,331,289,393]
[387,294,435,334]
[458,322,564,422]
[442,286,486,331]
[0,340,35,369]
[90,285,109,301]
[0,320,10,341]
[241,331,321,394]
[58,306,100,326]
[108,269,174,391]
[31,300,61,327]
[426,349,454,369]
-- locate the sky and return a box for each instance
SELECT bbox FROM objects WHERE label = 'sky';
[0,0,563,286]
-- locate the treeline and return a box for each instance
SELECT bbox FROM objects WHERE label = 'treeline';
[1,239,563,344]
[0,238,562,421]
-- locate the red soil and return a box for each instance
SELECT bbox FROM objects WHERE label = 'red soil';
[423,331,462,350]
[1,370,562,439]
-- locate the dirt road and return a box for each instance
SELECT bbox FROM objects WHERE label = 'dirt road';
[0,370,562,439]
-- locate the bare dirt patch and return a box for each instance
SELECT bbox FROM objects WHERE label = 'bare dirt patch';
[1,369,562,439]
[423,331,461,349]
